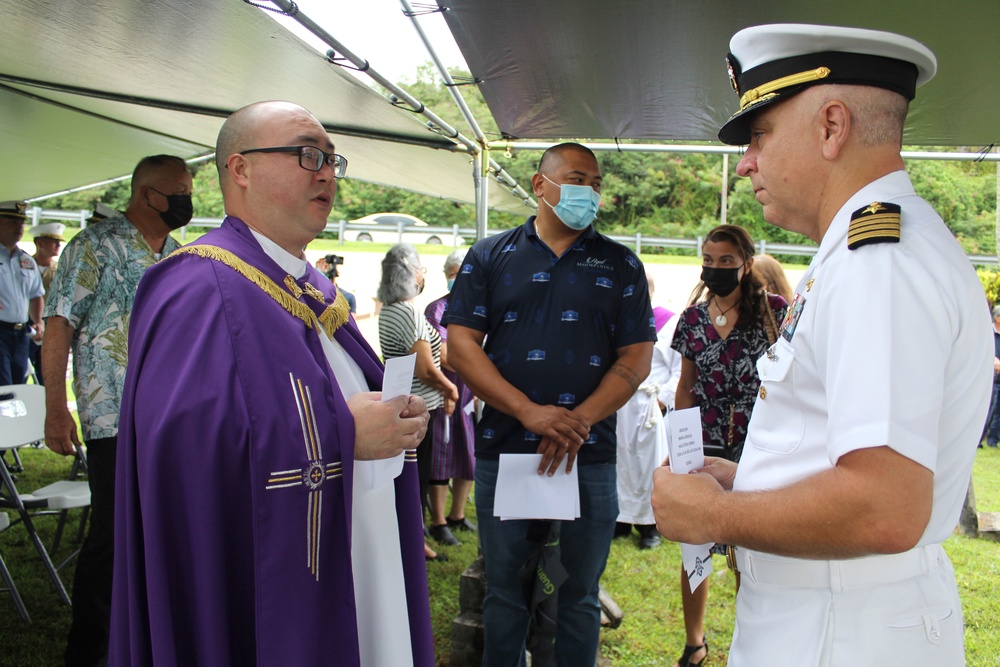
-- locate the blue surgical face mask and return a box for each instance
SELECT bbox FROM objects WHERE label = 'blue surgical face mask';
[446,278,456,291]
[540,174,600,230]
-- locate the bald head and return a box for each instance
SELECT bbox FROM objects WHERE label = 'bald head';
[537,142,598,177]
[216,101,320,187]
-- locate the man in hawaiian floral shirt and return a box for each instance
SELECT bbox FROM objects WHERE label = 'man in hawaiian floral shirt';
[42,154,193,667]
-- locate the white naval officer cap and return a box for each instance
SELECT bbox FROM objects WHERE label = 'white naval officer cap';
[88,202,118,224]
[0,200,28,219]
[30,222,66,241]
[718,24,938,145]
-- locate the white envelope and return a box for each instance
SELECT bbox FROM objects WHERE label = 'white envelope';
[494,454,581,521]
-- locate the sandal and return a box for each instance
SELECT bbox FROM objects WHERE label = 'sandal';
[676,638,708,667]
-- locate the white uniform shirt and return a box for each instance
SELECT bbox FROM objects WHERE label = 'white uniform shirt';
[0,245,43,324]
[735,170,993,547]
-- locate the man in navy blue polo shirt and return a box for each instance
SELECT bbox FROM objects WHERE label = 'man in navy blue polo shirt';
[445,142,655,667]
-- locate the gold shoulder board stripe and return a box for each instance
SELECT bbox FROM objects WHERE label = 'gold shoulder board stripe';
[848,202,901,250]
[167,244,350,336]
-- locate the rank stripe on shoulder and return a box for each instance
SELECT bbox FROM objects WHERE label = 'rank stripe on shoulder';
[848,201,900,250]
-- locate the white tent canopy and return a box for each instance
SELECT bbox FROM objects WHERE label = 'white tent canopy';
[0,0,529,214]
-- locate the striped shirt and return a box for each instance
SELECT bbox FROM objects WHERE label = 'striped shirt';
[378,300,444,410]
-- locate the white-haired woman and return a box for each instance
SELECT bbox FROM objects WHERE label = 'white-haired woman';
[424,250,477,539]
[378,244,460,558]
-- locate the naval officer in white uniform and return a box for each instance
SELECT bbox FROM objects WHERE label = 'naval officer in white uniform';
[651,24,992,667]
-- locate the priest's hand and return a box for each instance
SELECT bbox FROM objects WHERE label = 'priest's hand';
[349,392,429,461]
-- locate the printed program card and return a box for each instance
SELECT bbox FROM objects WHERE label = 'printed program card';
[668,407,714,591]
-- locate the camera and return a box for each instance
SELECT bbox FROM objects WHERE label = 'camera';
[322,254,344,280]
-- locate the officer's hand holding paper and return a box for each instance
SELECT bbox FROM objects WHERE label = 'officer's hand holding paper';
[665,407,714,593]
[493,453,581,520]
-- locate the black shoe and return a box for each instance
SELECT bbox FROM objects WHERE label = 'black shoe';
[446,516,478,532]
[613,522,633,538]
[428,524,460,546]
[426,552,449,562]
[636,524,660,550]
[638,534,661,550]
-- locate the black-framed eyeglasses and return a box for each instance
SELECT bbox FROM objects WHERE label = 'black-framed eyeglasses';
[238,145,348,178]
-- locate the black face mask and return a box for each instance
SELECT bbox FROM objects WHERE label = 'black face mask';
[701,265,743,297]
[149,188,193,230]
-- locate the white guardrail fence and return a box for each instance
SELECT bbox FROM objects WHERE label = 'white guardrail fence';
[23,207,1000,266]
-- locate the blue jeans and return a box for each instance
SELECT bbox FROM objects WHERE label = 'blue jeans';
[0,326,30,385]
[986,383,1000,446]
[475,458,618,667]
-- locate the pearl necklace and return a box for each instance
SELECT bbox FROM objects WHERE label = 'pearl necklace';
[713,297,738,327]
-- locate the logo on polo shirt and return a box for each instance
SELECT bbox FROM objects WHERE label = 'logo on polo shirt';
[623,285,635,297]
[473,305,488,317]
[504,311,517,323]
[532,272,550,283]
[501,244,516,253]
[558,393,575,405]
[561,310,578,322]
[483,429,495,440]
[626,254,639,269]
[595,277,613,289]
[578,257,611,271]
[525,432,541,442]
[649,316,656,328]
[590,355,602,366]
[527,349,546,361]
[461,264,473,274]
[585,434,598,445]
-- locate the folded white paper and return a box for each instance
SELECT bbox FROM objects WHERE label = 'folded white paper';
[355,456,405,492]
[358,353,416,491]
[667,407,704,474]
[494,454,581,521]
[381,353,416,402]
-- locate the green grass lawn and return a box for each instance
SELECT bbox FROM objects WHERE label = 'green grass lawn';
[2,446,999,665]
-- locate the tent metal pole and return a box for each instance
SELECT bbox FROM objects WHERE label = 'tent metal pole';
[397,0,536,217]
[267,0,478,154]
[399,0,486,145]
[721,153,729,225]
[474,149,488,240]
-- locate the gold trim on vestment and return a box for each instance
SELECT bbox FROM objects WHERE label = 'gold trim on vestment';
[168,244,350,337]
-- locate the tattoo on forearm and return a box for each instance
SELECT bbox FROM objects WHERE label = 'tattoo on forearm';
[609,363,641,391]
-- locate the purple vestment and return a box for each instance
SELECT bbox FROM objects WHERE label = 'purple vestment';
[110,217,433,666]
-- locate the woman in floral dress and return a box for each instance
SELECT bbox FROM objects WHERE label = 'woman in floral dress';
[668,224,788,667]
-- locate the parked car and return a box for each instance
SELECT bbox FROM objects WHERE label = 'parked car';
[346,213,465,246]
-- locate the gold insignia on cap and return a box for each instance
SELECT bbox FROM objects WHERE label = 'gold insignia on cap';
[739,67,830,111]
[726,56,741,95]
[759,385,767,400]
[848,201,901,250]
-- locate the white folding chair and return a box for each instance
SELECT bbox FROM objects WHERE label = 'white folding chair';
[0,384,91,611]
[0,510,30,620]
